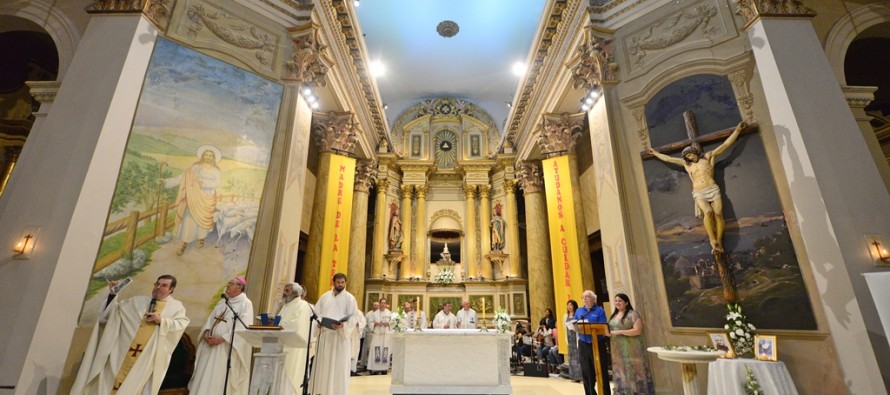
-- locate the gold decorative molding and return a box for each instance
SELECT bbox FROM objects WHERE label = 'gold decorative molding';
[463,184,477,197]
[627,4,718,67]
[430,209,462,226]
[735,0,815,29]
[631,106,649,148]
[415,184,429,199]
[25,81,61,104]
[728,67,755,121]
[569,26,618,90]
[376,178,390,193]
[354,159,377,193]
[503,179,517,195]
[320,0,387,140]
[314,111,358,154]
[506,0,581,143]
[478,185,491,199]
[88,0,175,31]
[517,161,545,194]
[285,23,329,87]
[537,112,586,157]
[400,184,415,197]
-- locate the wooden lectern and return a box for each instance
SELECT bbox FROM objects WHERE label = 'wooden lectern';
[576,322,610,395]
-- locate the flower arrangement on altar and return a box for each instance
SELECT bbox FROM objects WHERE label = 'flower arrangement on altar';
[660,344,717,352]
[725,303,757,358]
[494,309,511,333]
[391,307,407,333]
[743,364,764,395]
[434,267,454,284]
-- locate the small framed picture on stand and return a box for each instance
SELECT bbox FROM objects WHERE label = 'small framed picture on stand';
[707,332,735,358]
[755,335,778,361]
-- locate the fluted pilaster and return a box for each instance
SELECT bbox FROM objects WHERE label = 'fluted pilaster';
[371,179,389,278]
[464,184,478,280]
[524,186,553,325]
[400,184,414,280]
[414,184,428,279]
[479,185,493,280]
[347,160,375,307]
[504,179,521,278]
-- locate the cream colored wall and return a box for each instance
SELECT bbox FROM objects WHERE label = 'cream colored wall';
[579,165,600,235]
[301,171,316,234]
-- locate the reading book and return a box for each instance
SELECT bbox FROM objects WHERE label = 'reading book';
[320,316,351,329]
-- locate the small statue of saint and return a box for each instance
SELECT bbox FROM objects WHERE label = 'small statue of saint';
[388,202,402,251]
[490,201,507,252]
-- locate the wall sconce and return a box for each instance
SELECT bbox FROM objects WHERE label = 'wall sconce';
[866,235,890,266]
[13,226,40,260]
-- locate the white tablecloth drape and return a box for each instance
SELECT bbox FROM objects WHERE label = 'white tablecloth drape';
[707,358,798,395]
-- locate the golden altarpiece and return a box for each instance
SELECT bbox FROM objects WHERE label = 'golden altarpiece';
[364,98,529,323]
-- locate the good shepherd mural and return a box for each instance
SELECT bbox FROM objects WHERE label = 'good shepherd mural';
[79,37,283,326]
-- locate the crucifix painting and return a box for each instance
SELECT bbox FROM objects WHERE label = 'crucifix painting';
[642,73,815,329]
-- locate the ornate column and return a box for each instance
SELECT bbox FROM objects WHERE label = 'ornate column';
[504,180,521,278]
[478,185,493,280]
[347,160,376,308]
[370,178,389,278]
[538,112,596,292]
[399,184,414,280]
[738,1,889,392]
[414,184,428,279]
[302,112,357,300]
[463,184,478,280]
[518,162,553,322]
[842,85,890,192]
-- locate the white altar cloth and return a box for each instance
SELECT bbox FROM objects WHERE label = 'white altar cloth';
[707,358,798,395]
[390,329,512,394]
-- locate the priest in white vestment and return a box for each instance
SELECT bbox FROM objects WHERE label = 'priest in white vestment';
[456,299,477,329]
[188,276,254,395]
[278,282,313,394]
[308,273,360,395]
[72,275,189,395]
[366,298,393,373]
[351,307,367,373]
[433,302,458,329]
[360,301,379,368]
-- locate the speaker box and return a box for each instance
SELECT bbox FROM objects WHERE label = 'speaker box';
[523,363,548,377]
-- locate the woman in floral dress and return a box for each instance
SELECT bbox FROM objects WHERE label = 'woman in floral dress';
[607,293,655,394]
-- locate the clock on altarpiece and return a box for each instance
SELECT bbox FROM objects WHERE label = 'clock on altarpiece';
[434,130,458,168]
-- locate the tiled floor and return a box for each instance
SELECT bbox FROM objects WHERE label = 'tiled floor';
[348,373,604,395]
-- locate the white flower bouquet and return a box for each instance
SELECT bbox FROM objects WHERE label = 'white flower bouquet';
[391,307,407,333]
[725,303,757,358]
[434,268,454,284]
[494,309,512,333]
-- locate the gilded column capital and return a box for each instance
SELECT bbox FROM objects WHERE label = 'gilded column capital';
[503,180,517,195]
[478,185,491,199]
[571,26,619,90]
[517,161,545,194]
[463,184,478,197]
[354,159,377,193]
[285,23,329,87]
[87,0,174,31]
[537,112,586,157]
[376,179,389,194]
[314,111,358,154]
[400,184,415,197]
[735,0,815,29]
[415,184,429,199]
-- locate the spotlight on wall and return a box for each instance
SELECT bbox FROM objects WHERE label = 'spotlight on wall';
[866,235,890,265]
[12,226,39,260]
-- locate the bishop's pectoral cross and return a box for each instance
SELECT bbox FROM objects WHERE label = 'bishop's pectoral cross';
[209,311,228,334]
[128,344,144,357]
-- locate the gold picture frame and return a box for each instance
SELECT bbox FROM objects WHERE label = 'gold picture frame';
[707,331,736,358]
[755,335,778,361]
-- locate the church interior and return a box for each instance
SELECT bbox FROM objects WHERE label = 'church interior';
[1,0,890,394]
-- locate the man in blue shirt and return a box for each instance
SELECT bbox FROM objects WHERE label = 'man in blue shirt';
[574,290,611,395]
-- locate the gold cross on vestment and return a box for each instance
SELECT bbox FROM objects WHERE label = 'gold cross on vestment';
[128,344,144,357]
[210,311,228,334]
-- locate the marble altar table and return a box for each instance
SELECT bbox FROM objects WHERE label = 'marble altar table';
[390,329,512,394]
[707,358,798,395]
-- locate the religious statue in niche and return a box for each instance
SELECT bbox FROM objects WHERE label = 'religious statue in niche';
[490,201,507,252]
[648,119,751,303]
[388,202,403,251]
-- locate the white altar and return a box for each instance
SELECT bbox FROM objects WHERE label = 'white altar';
[390,329,512,394]
[237,329,306,395]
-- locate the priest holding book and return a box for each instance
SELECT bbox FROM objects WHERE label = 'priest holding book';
[308,273,360,395]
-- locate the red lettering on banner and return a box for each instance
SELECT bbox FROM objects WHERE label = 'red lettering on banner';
[335,220,340,228]
[334,234,339,242]
[337,211,342,219]
[340,165,346,172]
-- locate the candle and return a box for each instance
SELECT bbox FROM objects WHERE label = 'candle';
[482,298,486,316]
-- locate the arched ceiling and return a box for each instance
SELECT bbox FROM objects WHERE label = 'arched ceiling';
[355,0,546,133]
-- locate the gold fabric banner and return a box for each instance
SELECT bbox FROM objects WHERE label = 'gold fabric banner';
[316,154,356,300]
[542,155,585,352]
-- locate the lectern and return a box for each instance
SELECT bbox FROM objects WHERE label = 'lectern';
[237,329,306,395]
[576,322,610,395]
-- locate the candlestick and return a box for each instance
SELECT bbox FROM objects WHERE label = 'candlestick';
[414,297,422,331]
[480,297,488,332]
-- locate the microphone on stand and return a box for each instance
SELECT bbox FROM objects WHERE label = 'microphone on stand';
[221,293,229,301]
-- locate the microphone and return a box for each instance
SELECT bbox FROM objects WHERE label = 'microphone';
[148,297,157,313]
[221,293,229,301]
